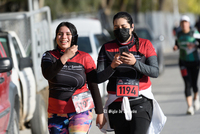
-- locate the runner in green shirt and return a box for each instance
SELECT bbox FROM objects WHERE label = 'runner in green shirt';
[173,15,200,115]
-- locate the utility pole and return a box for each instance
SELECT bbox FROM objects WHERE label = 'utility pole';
[28,0,33,11]
[28,0,39,11]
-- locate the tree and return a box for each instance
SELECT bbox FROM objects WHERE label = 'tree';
[158,0,165,11]
[101,0,115,16]
[133,0,141,23]
[187,0,200,14]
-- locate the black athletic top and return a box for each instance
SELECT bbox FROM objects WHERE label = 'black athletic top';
[96,36,158,101]
[41,46,103,114]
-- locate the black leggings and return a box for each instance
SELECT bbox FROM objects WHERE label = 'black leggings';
[108,97,153,134]
[179,60,200,97]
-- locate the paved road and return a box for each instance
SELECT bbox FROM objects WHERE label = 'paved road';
[20,51,200,134]
[151,52,200,134]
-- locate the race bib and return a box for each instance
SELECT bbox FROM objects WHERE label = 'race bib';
[116,79,139,97]
[72,91,95,113]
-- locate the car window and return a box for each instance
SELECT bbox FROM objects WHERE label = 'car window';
[135,28,152,40]
[0,37,11,57]
[0,42,7,57]
[77,36,92,53]
[12,37,23,63]
[95,34,111,47]
[94,35,101,50]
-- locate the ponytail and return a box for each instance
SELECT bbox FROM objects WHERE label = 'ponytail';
[132,31,143,56]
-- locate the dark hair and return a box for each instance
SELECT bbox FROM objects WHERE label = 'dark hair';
[113,12,141,54]
[55,22,78,46]
[113,12,133,27]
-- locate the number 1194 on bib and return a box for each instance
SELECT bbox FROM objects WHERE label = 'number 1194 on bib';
[116,85,139,97]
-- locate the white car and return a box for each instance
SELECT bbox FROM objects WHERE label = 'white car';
[0,30,48,134]
[77,31,99,63]
[134,24,165,74]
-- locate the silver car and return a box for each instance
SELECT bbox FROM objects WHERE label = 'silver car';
[134,24,165,74]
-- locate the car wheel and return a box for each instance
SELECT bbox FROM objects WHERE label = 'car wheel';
[30,93,48,134]
[8,109,19,134]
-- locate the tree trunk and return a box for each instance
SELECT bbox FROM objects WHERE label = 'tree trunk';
[120,0,129,11]
[158,0,165,11]
[133,0,141,23]
[101,0,115,15]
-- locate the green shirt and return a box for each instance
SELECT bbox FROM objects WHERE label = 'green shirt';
[177,29,200,61]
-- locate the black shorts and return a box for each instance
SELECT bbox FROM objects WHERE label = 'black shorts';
[108,96,153,134]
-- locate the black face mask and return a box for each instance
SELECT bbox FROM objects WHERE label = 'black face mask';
[114,28,130,43]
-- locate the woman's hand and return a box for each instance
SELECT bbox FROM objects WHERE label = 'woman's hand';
[187,43,196,50]
[60,45,78,64]
[120,52,136,65]
[111,53,122,69]
[96,113,107,129]
[173,45,178,51]
[64,45,78,58]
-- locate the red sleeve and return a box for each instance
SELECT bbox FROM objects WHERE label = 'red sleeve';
[139,38,157,58]
[84,53,96,73]
[145,40,157,58]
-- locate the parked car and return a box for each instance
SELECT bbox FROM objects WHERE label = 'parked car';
[0,30,48,134]
[77,31,99,63]
[0,41,19,134]
[134,24,165,74]
[0,7,53,134]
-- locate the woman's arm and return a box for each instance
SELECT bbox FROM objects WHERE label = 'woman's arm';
[86,53,105,129]
[85,53,103,114]
[41,52,64,80]
[133,56,159,78]
[96,45,121,83]
[87,78,103,114]
[173,40,179,51]
[86,70,106,128]
[120,40,159,78]
[41,46,78,80]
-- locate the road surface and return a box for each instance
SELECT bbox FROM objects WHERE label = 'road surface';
[20,51,200,134]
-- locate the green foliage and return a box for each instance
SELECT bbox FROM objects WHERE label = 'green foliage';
[140,0,152,12]
[44,0,101,19]
[187,0,200,14]
[44,0,63,19]
[62,0,100,12]
[43,0,200,20]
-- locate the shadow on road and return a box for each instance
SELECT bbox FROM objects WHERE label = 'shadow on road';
[164,52,179,68]
[165,64,178,67]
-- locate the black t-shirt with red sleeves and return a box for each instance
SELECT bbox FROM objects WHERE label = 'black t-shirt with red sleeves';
[96,36,158,101]
[41,46,103,114]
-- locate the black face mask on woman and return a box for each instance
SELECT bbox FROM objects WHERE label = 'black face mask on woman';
[114,28,130,43]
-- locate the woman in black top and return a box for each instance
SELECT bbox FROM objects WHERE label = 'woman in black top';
[41,22,104,134]
[95,12,166,134]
